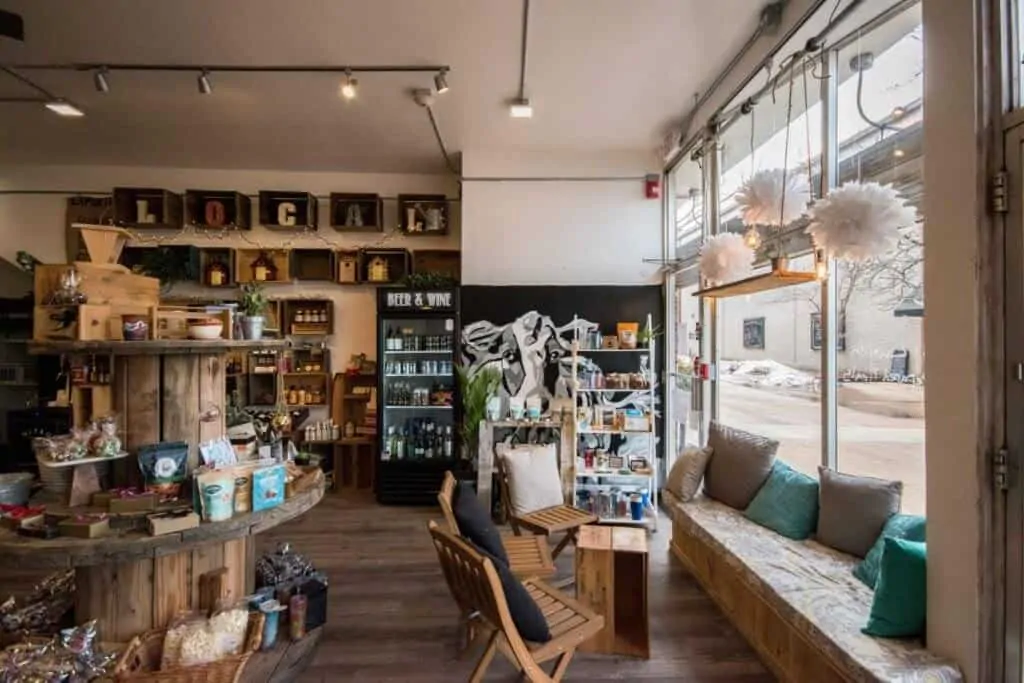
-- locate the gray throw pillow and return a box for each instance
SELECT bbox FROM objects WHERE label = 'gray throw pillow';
[665,446,713,502]
[703,422,779,509]
[817,467,902,558]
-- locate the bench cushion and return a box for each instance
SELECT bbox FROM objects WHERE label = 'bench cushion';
[668,491,962,682]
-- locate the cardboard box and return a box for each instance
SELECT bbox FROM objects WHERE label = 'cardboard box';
[148,511,200,536]
[58,516,110,539]
[109,492,157,514]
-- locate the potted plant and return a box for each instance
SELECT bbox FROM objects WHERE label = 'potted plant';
[455,365,502,461]
[239,282,269,340]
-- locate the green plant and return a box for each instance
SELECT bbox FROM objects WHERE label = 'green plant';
[401,272,458,289]
[138,246,197,286]
[455,365,502,458]
[239,282,269,317]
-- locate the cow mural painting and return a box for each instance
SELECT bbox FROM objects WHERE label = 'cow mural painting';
[460,311,657,424]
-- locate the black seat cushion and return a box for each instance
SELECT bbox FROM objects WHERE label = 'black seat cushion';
[453,481,509,565]
[472,542,552,643]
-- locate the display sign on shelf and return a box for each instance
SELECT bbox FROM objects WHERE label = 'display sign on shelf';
[381,288,457,313]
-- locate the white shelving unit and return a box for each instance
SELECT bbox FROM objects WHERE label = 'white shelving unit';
[570,314,658,531]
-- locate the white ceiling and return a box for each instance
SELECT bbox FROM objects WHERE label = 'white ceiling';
[0,0,763,174]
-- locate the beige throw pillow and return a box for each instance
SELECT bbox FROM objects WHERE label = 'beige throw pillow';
[665,446,713,502]
[502,443,564,516]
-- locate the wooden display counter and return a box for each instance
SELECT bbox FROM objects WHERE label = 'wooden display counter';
[0,483,323,642]
[21,338,318,645]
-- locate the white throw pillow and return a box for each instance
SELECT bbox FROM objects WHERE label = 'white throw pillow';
[502,443,564,515]
[665,446,714,502]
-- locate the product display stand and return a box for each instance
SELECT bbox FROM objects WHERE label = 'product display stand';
[19,339,324,644]
[570,314,659,530]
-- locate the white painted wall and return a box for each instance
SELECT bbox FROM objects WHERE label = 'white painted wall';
[0,164,459,372]
[460,150,663,285]
[922,0,984,679]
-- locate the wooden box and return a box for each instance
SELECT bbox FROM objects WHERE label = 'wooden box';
[109,492,158,513]
[330,193,382,232]
[336,250,360,283]
[291,249,335,281]
[282,299,333,336]
[259,191,318,230]
[58,515,110,539]
[35,262,160,308]
[576,525,649,658]
[234,249,291,284]
[398,194,449,235]
[148,510,200,536]
[113,187,183,229]
[359,248,410,284]
[199,248,236,288]
[34,304,114,341]
[185,190,252,230]
[412,249,461,281]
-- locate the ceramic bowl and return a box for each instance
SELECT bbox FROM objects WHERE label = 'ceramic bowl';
[188,322,224,340]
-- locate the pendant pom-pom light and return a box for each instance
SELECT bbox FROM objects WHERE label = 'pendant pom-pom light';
[699,232,755,286]
[806,182,916,261]
[735,168,811,228]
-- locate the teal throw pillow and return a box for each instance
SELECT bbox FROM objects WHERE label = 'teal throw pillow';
[743,460,819,540]
[863,538,926,638]
[854,513,926,588]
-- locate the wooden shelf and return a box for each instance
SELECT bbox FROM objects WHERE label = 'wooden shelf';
[113,187,183,230]
[30,339,290,356]
[694,269,817,299]
[330,193,383,232]
[259,190,318,230]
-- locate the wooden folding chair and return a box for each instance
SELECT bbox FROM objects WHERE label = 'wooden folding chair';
[427,521,604,683]
[496,457,597,560]
[439,472,556,580]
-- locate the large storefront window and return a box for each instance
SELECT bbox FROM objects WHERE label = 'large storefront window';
[666,1,925,510]
[716,60,823,476]
[834,3,925,513]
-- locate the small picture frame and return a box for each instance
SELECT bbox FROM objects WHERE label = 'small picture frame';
[629,457,649,472]
[608,455,625,470]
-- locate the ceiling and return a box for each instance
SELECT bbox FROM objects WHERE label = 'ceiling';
[0,0,764,174]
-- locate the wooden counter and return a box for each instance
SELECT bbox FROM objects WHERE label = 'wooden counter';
[0,483,323,642]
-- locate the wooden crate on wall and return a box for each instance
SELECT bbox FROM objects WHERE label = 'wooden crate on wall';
[291,249,335,281]
[234,249,291,284]
[258,191,318,231]
[185,190,252,230]
[330,193,382,232]
[113,187,183,230]
[411,249,460,281]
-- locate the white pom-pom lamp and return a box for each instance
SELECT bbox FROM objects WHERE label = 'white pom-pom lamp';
[735,168,811,228]
[699,233,755,286]
[806,182,916,261]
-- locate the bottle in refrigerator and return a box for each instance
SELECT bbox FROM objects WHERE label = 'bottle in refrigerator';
[383,426,394,461]
[443,426,453,459]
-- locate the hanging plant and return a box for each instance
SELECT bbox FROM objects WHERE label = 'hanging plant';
[735,168,810,228]
[699,233,754,286]
[806,182,916,262]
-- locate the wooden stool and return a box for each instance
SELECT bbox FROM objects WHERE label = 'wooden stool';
[575,525,649,658]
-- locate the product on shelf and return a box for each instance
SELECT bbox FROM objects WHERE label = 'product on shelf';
[0,569,74,637]
[0,619,117,681]
[382,419,454,461]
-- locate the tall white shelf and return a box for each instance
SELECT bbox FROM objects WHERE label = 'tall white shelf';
[570,314,658,531]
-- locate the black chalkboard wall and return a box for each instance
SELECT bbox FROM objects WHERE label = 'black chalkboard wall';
[460,285,666,461]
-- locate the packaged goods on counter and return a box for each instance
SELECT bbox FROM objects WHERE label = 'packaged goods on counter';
[160,608,254,670]
[254,544,328,634]
[0,619,118,682]
[138,441,189,500]
[251,464,285,512]
[256,543,318,588]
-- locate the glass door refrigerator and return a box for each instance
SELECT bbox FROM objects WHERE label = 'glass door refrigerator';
[376,286,460,505]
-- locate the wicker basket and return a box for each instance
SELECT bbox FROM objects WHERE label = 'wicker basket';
[113,612,264,683]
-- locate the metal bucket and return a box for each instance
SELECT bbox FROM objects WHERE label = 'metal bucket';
[0,472,34,506]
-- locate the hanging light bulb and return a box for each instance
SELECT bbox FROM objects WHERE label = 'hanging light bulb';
[340,69,358,100]
[743,226,762,250]
[893,148,905,159]
[815,249,829,280]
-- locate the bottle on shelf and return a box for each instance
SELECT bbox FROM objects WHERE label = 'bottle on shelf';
[443,425,453,459]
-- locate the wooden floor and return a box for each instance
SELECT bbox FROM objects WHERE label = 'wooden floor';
[0,492,774,681]
[257,492,775,682]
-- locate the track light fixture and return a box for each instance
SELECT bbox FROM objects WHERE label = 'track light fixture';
[434,68,449,95]
[509,97,532,118]
[340,69,358,99]
[197,69,212,95]
[93,67,109,93]
[45,99,84,117]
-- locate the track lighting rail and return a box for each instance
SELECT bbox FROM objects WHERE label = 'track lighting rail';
[2,63,450,74]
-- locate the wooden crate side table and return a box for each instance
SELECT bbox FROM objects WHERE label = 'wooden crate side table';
[575,525,650,658]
